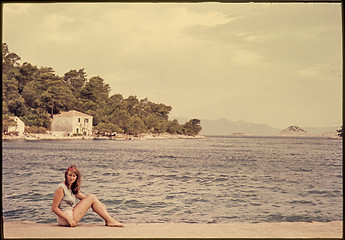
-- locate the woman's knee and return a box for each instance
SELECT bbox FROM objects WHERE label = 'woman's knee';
[86,194,101,203]
[86,194,96,200]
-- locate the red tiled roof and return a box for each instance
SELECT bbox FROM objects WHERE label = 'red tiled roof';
[55,110,93,118]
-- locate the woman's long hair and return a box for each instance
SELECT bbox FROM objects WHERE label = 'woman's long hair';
[64,165,81,195]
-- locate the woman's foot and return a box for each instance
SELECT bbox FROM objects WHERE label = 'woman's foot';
[105,219,124,227]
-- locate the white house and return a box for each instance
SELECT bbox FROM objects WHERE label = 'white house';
[8,117,25,136]
[51,110,93,136]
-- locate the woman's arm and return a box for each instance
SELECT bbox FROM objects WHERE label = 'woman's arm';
[75,192,107,209]
[75,191,86,200]
[51,187,76,227]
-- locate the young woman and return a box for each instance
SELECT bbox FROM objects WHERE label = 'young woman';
[51,165,123,227]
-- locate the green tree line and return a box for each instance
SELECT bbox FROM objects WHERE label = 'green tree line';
[2,43,202,136]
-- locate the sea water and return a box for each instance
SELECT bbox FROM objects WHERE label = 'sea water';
[2,136,342,224]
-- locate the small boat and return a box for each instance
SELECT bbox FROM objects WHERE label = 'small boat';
[24,136,38,141]
[93,137,109,140]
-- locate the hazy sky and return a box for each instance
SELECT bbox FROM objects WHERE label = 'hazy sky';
[3,2,342,128]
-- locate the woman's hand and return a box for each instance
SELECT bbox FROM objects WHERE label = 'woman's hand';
[75,192,86,200]
[67,218,77,227]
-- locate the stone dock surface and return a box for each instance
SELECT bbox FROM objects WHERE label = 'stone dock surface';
[3,221,343,238]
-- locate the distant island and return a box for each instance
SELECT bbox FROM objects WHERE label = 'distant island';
[277,126,342,138]
[2,43,202,138]
[277,126,309,137]
[178,117,341,138]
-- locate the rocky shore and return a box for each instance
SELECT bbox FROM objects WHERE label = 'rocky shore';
[2,132,206,141]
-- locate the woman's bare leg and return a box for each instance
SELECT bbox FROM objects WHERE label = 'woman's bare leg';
[73,194,123,227]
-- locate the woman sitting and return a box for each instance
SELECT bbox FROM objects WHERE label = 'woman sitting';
[51,165,123,227]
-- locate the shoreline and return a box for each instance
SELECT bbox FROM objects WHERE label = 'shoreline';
[3,221,343,238]
[2,133,206,141]
[2,133,341,141]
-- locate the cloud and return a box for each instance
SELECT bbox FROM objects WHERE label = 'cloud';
[2,3,342,128]
[181,3,341,67]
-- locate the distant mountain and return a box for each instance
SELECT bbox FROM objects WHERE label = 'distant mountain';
[173,117,280,136]
[172,117,341,137]
[277,126,341,137]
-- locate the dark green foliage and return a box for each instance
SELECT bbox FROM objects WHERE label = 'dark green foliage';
[25,126,47,134]
[182,119,202,136]
[21,109,51,128]
[21,67,75,118]
[2,43,202,136]
[2,43,21,74]
[2,114,17,133]
[2,74,27,117]
[18,62,38,93]
[63,69,87,95]
[94,122,124,134]
[336,126,343,137]
[167,119,184,134]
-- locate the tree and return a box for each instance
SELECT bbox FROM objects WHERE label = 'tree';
[2,43,9,59]
[141,112,159,132]
[105,93,123,115]
[337,126,343,137]
[80,76,110,106]
[109,109,131,130]
[63,69,87,95]
[37,84,74,118]
[2,74,27,117]
[22,67,74,117]
[152,103,172,120]
[2,43,21,74]
[18,62,39,93]
[123,115,146,135]
[94,122,123,135]
[21,108,51,128]
[2,44,27,116]
[153,120,168,133]
[2,43,201,137]
[167,119,183,134]
[22,67,58,108]
[123,95,140,116]
[182,119,202,136]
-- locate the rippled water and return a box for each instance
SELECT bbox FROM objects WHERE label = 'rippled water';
[2,136,342,224]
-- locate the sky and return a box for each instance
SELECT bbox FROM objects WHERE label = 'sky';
[2,2,342,129]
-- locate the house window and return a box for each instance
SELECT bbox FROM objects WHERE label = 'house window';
[78,118,81,123]
[84,118,88,123]
[76,128,79,134]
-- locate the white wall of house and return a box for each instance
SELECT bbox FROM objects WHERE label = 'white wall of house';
[71,115,93,135]
[8,117,25,136]
[51,110,93,136]
[51,116,73,132]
